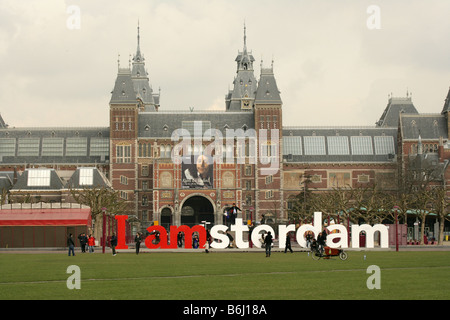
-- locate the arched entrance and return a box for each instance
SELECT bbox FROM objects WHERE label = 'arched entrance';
[181,195,215,227]
[161,207,172,230]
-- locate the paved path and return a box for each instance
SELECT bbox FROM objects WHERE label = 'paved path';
[1,242,449,254]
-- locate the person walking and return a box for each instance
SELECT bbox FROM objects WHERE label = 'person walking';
[67,233,75,256]
[264,231,273,257]
[177,232,184,248]
[284,232,293,253]
[110,233,118,256]
[135,232,142,255]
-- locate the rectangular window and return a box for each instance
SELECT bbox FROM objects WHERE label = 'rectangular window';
[42,138,64,156]
[283,136,302,155]
[116,145,131,163]
[18,138,40,156]
[27,169,51,187]
[265,190,274,199]
[327,136,350,155]
[66,137,87,156]
[90,138,109,156]
[79,168,94,186]
[120,175,128,185]
[374,136,395,155]
[351,136,373,155]
[0,138,16,156]
[304,136,326,155]
[142,165,149,177]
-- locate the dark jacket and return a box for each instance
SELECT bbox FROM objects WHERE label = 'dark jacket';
[110,235,118,247]
[264,234,273,246]
[67,236,75,246]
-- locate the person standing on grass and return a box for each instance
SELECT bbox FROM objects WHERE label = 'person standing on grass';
[88,234,95,253]
[110,233,118,256]
[67,233,75,256]
[264,231,273,257]
[135,232,142,255]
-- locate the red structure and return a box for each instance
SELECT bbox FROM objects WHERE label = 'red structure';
[0,207,91,248]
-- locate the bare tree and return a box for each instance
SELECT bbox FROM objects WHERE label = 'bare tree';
[70,186,132,239]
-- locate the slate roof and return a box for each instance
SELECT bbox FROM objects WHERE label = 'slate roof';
[399,113,448,140]
[255,67,282,104]
[11,168,65,191]
[66,167,112,189]
[376,97,418,127]
[137,111,255,139]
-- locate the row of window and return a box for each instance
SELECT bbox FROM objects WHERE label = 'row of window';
[0,138,109,157]
[283,135,395,156]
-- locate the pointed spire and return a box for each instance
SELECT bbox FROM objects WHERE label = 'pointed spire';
[134,20,143,62]
[243,22,247,53]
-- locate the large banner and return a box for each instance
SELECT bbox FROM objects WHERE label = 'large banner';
[181,155,214,189]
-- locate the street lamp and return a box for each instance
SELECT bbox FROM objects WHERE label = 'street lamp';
[102,207,106,254]
[394,206,399,252]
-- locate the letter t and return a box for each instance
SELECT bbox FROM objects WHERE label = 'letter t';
[231,218,249,249]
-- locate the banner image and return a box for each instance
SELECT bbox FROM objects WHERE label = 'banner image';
[181,155,214,189]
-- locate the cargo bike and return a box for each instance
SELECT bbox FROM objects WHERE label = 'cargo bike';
[310,245,348,261]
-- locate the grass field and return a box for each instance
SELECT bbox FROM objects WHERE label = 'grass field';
[0,250,449,300]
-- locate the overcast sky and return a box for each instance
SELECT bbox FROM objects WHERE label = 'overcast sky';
[0,0,449,128]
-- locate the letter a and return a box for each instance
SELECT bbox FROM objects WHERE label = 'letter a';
[366,5,381,30]
[66,265,81,290]
[66,5,81,30]
[366,265,381,289]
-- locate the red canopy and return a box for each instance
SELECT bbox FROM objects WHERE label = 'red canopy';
[0,208,91,226]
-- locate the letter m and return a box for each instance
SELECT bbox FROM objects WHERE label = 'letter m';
[351,224,389,248]
[170,225,206,249]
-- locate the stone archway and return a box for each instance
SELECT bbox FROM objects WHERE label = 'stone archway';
[180,195,215,227]
[160,207,173,229]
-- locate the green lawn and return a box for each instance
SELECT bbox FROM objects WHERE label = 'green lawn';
[0,251,449,300]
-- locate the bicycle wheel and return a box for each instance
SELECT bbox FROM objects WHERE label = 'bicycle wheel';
[339,251,348,261]
[311,249,321,260]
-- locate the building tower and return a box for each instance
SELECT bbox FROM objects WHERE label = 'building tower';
[225,24,258,112]
[254,60,284,223]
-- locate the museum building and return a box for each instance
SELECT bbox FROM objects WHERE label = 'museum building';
[0,27,449,236]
